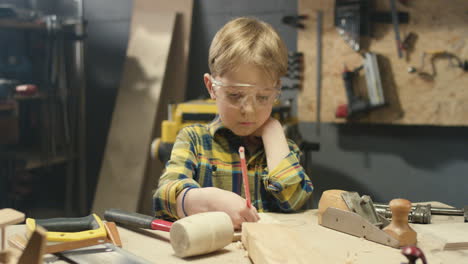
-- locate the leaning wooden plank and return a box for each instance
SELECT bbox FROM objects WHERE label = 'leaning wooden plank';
[137,0,194,215]
[242,223,328,264]
[92,12,176,217]
[132,0,193,100]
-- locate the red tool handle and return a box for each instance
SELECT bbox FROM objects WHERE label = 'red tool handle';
[151,219,172,232]
[104,209,173,232]
[239,146,251,208]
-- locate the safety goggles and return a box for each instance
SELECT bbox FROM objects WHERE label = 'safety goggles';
[210,76,281,108]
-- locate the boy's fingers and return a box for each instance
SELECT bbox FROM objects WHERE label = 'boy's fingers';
[241,207,259,223]
[249,205,260,222]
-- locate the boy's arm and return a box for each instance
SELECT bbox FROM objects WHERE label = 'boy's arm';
[261,118,290,171]
[153,128,201,220]
[260,118,313,212]
[154,126,260,227]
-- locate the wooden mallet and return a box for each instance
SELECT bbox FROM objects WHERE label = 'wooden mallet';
[104,209,233,258]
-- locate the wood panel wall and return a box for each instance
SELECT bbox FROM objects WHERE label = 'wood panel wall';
[298,0,468,126]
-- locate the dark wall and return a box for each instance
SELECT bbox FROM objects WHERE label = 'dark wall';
[186,0,298,100]
[304,123,468,208]
[83,0,468,209]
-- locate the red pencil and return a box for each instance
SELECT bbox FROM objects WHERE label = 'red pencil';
[238,146,251,208]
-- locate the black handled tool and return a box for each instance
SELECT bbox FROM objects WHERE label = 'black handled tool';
[104,208,173,232]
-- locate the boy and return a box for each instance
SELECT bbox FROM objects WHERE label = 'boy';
[153,17,313,230]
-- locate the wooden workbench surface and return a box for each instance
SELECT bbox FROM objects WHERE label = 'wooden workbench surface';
[5,206,468,263]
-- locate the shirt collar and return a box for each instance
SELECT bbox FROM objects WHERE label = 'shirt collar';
[207,115,228,137]
[207,116,265,159]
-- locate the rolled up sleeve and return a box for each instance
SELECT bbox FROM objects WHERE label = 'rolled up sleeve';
[263,141,313,212]
[153,128,201,220]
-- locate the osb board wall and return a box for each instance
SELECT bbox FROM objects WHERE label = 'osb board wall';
[298,0,468,126]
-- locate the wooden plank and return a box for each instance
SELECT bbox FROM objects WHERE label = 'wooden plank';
[413,223,468,250]
[241,223,328,264]
[0,209,25,227]
[92,11,176,217]
[298,0,468,126]
[137,0,194,216]
[233,213,280,242]
[17,226,46,264]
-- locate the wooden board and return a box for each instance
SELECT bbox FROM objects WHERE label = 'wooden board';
[233,213,280,242]
[0,209,24,227]
[92,11,176,217]
[413,223,468,250]
[241,223,329,264]
[298,0,468,126]
[136,0,194,216]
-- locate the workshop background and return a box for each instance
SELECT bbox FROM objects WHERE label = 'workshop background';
[0,0,467,218]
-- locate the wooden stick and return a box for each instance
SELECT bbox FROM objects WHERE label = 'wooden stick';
[2,227,4,251]
[104,222,122,247]
[17,226,46,264]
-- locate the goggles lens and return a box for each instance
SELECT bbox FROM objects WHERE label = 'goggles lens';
[211,77,280,108]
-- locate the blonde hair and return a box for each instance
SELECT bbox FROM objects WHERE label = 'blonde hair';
[208,17,288,81]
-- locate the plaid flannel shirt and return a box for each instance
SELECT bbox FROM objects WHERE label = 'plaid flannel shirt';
[153,117,313,220]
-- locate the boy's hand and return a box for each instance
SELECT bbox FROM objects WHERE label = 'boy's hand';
[179,187,259,230]
[252,117,282,138]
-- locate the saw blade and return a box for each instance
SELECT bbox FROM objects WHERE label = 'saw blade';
[58,243,152,264]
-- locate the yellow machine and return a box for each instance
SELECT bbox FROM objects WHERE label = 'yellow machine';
[151,99,306,164]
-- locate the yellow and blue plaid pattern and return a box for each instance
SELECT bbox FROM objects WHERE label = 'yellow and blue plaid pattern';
[153,117,313,220]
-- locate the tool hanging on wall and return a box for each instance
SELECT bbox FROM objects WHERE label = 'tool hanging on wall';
[316,11,323,135]
[401,32,418,60]
[282,52,303,90]
[334,0,409,52]
[281,15,305,90]
[282,15,307,29]
[389,0,403,58]
[286,52,303,81]
[408,50,468,81]
[335,52,386,119]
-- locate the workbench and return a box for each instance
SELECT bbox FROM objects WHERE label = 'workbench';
[5,204,467,263]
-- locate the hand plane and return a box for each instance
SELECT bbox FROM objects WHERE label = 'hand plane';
[318,190,399,248]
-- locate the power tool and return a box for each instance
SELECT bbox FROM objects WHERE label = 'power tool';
[335,52,386,119]
[334,0,409,52]
[151,99,318,164]
[151,99,217,164]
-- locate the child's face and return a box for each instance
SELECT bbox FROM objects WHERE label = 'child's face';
[205,64,280,137]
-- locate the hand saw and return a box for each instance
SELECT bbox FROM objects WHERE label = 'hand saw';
[26,214,107,242]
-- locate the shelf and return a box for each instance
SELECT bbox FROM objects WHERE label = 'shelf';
[0,149,74,170]
[0,19,45,30]
[13,93,47,101]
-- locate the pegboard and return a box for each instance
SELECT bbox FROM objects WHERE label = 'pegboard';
[297,0,468,126]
